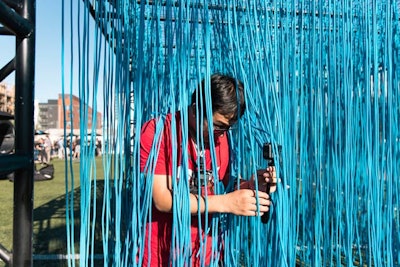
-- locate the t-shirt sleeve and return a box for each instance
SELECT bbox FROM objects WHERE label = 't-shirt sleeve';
[139,118,169,175]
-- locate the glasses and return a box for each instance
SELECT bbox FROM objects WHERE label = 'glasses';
[213,122,231,133]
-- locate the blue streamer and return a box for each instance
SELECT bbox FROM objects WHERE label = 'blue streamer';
[63,0,400,266]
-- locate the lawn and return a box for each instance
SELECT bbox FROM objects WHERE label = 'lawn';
[0,157,104,266]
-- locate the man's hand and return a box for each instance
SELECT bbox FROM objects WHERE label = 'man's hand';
[223,189,271,216]
[256,166,277,193]
[238,166,277,193]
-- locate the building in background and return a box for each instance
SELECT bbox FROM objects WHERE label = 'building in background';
[0,83,15,115]
[58,94,102,130]
[0,84,102,132]
[37,99,58,129]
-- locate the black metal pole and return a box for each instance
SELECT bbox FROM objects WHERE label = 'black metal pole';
[0,243,11,264]
[0,0,32,38]
[2,0,23,10]
[0,58,15,82]
[13,0,35,266]
[0,26,14,35]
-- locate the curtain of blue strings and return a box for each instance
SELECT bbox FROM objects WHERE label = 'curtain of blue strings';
[63,0,400,266]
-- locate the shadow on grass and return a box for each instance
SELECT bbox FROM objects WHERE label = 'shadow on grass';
[33,180,106,266]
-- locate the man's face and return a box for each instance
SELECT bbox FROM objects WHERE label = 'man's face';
[201,112,235,146]
[189,104,236,146]
[210,112,232,135]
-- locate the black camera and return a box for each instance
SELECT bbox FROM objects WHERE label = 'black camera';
[189,169,213,194]
[261,142,279,224]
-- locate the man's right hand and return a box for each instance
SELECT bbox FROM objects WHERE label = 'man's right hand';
[222,189,271,217]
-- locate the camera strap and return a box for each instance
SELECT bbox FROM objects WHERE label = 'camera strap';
[188,138,213,193]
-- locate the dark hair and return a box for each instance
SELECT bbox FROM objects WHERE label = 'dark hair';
[191,73,246,123]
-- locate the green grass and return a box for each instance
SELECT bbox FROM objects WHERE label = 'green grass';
[0,157,104,266]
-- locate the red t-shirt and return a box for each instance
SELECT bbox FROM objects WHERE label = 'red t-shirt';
[140,111,230,266]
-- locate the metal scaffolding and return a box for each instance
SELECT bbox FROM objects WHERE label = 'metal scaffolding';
[0,0,36,266]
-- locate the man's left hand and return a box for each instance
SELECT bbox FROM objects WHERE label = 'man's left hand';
[256,166,277,193]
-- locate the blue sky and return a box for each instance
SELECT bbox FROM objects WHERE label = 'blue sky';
[1,0,76,103]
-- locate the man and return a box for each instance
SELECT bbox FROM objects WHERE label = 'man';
[44,135,52,163]
[140,73,277,266]
[57,137,65,159]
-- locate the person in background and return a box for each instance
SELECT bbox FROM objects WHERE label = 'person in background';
[73,138,81,160]
[95,138,102,156]
[57,137,65,159]
[35,138,46,163]
[139,73,277,266]
[43,134,52,163]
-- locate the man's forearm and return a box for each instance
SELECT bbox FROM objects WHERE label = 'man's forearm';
[189,193,228,214]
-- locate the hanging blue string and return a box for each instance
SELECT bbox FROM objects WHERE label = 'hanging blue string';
[64,0,400,266]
